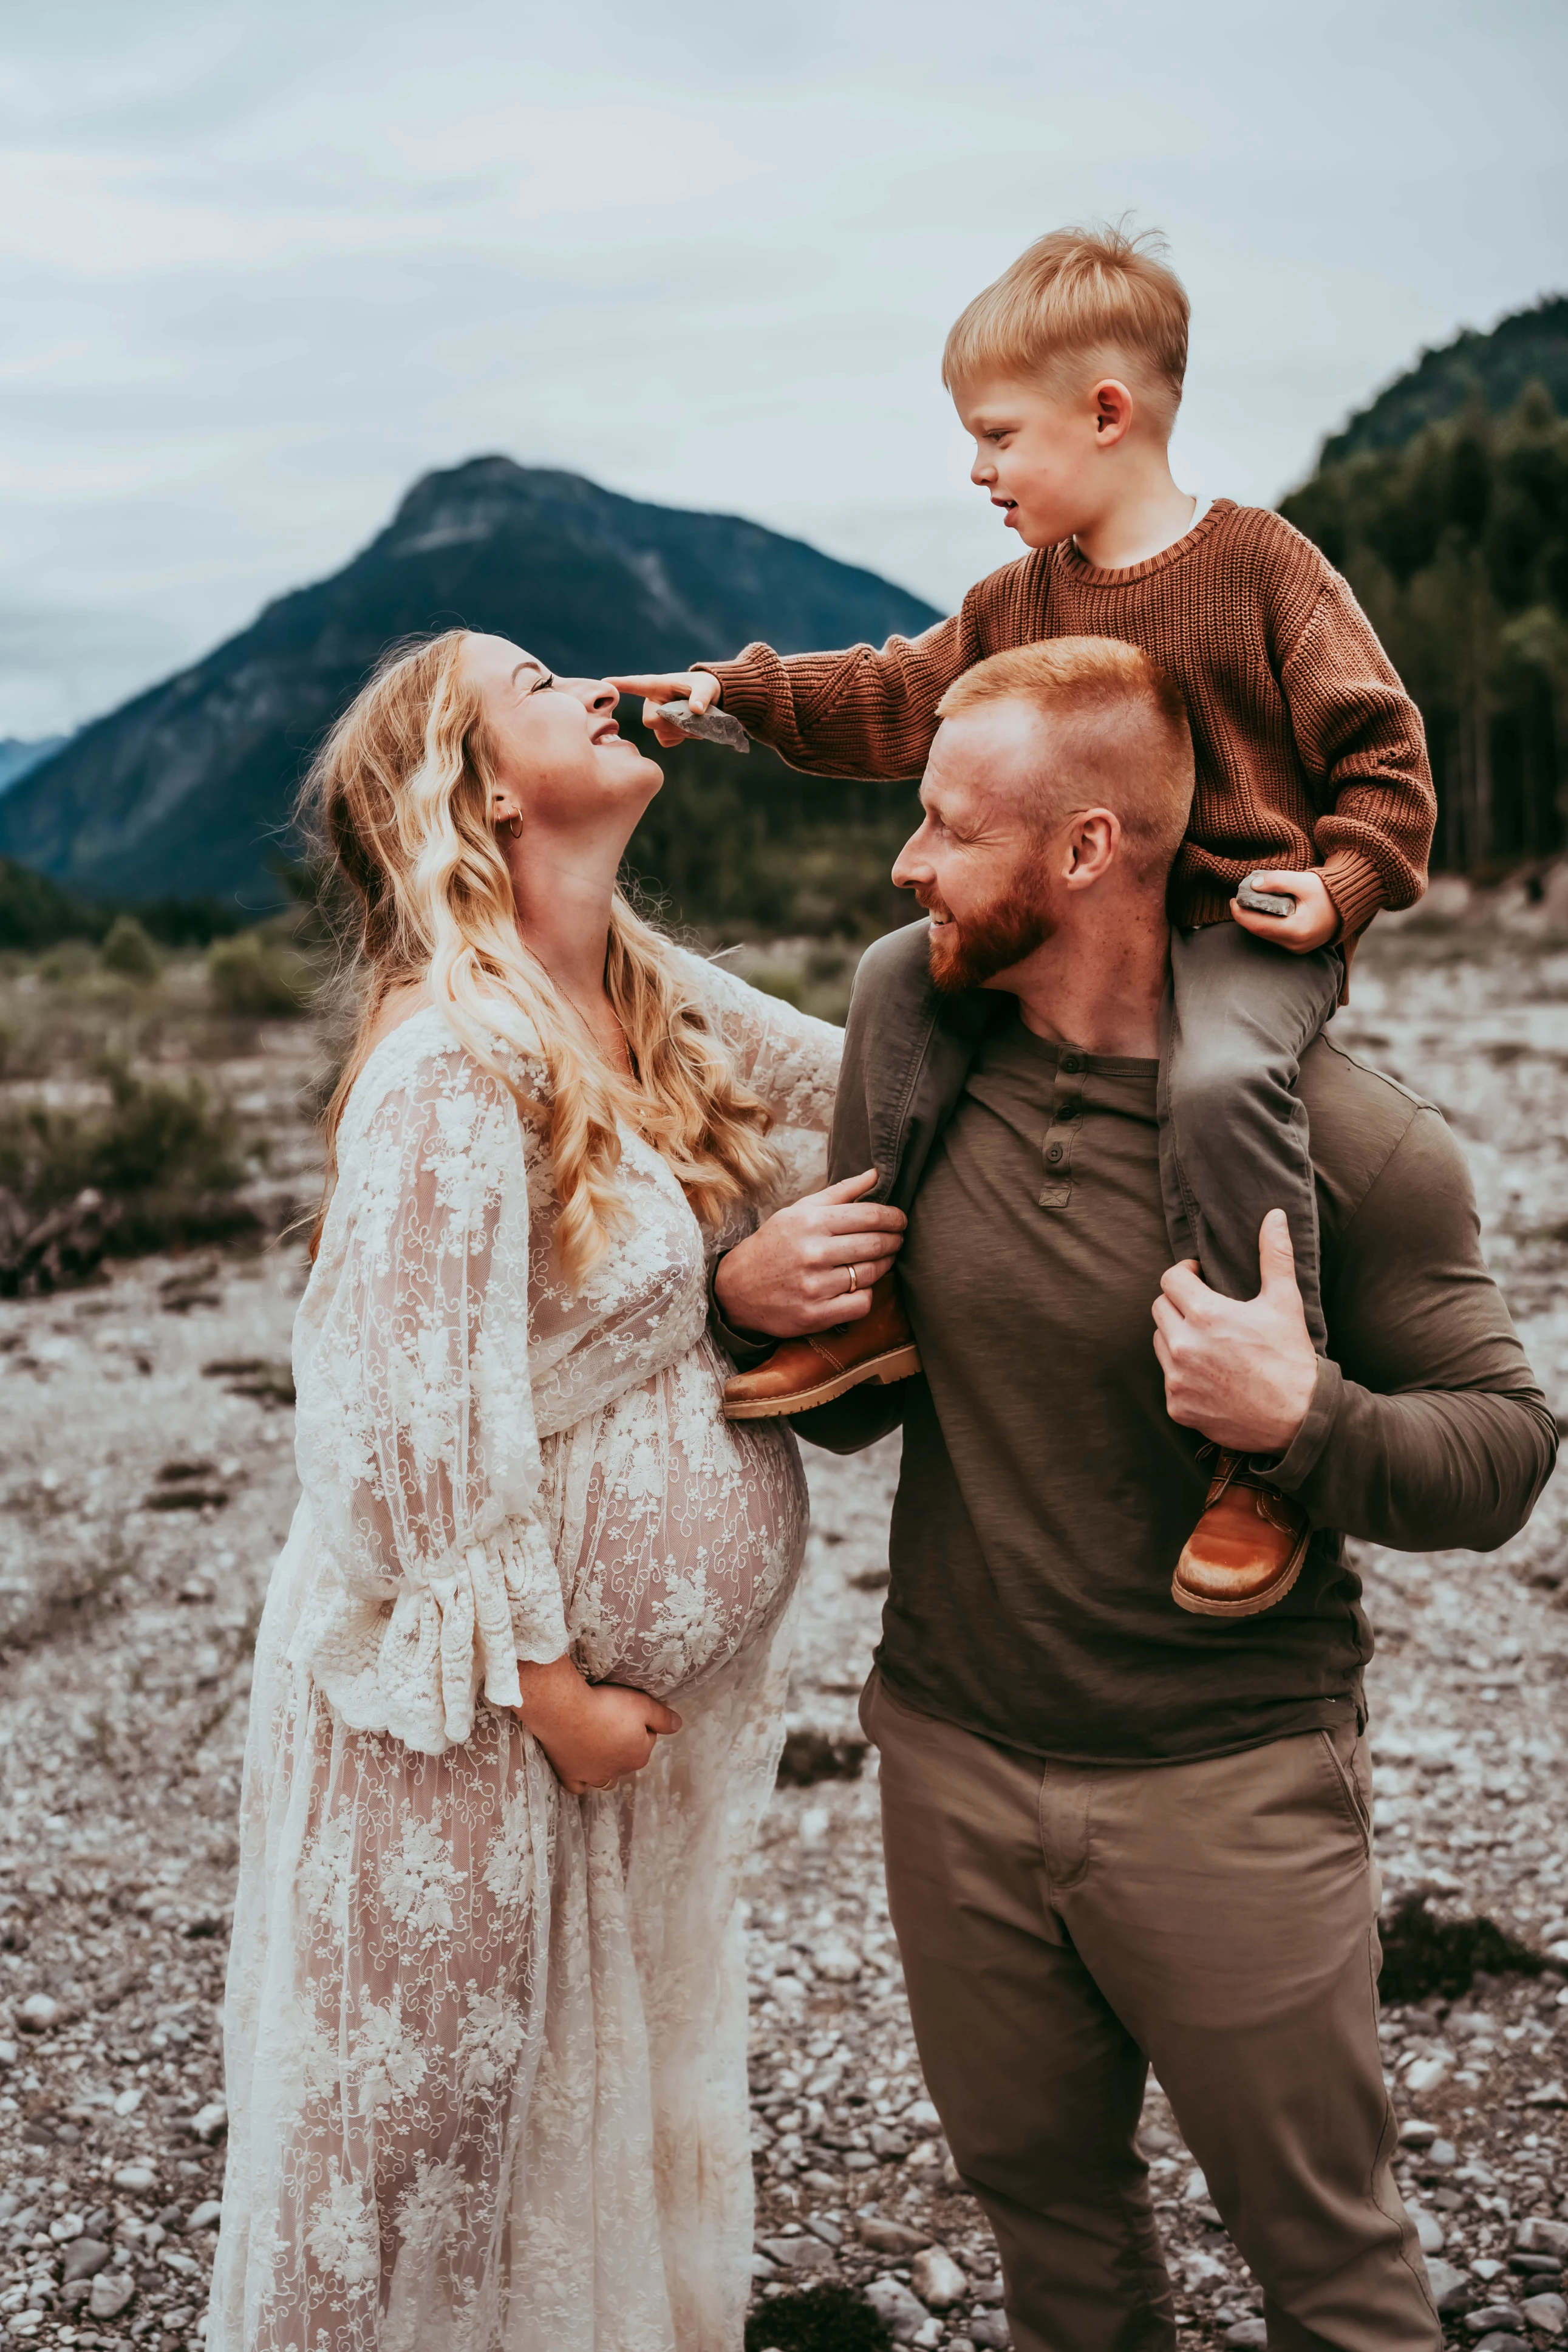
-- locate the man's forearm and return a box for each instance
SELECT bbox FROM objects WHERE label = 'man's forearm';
[1272,1359,1558,1553]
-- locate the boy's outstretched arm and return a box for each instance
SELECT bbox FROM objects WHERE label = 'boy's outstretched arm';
[613,564,1020,781]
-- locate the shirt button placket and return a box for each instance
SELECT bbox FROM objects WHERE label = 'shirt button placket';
[1038,1053,1086,1210]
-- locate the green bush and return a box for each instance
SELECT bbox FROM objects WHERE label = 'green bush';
[100,913,160,983]
[745,2285,891,2352]
[0,1055,254,1255]
[207,927,318,1017]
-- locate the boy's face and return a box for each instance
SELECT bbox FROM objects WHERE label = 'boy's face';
[956,372,1117,550]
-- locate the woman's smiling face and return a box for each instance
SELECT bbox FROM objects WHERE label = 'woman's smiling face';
[460,633,662,839]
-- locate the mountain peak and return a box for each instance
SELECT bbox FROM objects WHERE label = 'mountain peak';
[0,463,938,908]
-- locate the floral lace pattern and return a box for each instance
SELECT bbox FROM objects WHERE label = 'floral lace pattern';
[211,952,840,2351]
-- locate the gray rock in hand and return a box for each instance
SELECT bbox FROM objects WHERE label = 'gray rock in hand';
[661,699,750,754]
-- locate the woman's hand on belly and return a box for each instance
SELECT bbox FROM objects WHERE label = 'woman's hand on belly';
[516,1654,683,1796]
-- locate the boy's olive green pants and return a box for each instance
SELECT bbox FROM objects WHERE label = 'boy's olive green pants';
[859,1669,1440,2352]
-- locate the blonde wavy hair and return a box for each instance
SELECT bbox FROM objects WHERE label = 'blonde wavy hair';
[301,629,778,1281]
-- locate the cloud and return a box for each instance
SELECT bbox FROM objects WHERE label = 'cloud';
[1,0,1564,734]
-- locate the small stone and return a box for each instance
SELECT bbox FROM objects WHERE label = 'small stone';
[1224,2325,1268,2351]
[864,2276,933,2344]
[1518,2223,1568,2262]
[0,2040,17,2066]
[1521,2294,1566,2339]
[191,2100,228,2144]
[113,2089,143,2118]
[1427,2259,1476,2313]
[185,2201,222,2232]
[902,2099,942,2135]
[1400,2120,1439,2147]
[1469,2337,1527,2352]
[87,2271,136,2320]
[814,1941,862,1983]
[112,2167,158,2193]
[804,2216,842,2248]
[751,2253,777,2282]
[61,2240,112,2283]
[904,2138,944,2170]
[1409,2206,1445,2254]
[17,1996,60,2034]
[909,2247,968,2309]
[1428,2139,1457,2169]
[1526,2084,1568,2110]
[842,2152,876,2171]
[857,2218,932,2256]
[758,2235,834,2271]
[50,2212,84,2241]
[1183,2167,1210,2202]
[1404,2056,1451,2095]
[1465,2309,1524,2336]
[869,2125,911,2161]
[968,2316,1011,2351]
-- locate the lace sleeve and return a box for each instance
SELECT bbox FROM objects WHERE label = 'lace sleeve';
[682,949,842,1132]
[290,1035,569,1756]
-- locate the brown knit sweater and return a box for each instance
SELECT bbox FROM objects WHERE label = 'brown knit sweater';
[704,500,1434,936]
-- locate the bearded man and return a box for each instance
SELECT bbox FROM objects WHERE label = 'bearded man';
[709,639,1556,2352]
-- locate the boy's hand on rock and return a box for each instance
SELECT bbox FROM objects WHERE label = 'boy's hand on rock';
[610,669,724,748]
[1229,868,1341,953]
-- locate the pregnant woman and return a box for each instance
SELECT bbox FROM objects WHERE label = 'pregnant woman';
[209,631,902,2351]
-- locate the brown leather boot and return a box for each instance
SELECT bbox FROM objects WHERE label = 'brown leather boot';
[1172,1448,1311,1617]
[722,1274,922,1420]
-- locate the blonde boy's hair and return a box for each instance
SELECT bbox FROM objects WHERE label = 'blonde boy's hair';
[943,221,1190,431]
[937,638,1194,878]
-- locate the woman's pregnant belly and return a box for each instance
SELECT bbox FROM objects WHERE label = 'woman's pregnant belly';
[542,1338,808,1700]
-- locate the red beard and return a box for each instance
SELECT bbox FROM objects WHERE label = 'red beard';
[923,870,1055,992]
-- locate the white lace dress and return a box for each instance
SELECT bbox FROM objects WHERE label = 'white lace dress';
[210,953,840,2352]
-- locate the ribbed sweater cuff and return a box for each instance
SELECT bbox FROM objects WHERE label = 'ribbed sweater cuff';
[1318,851,1389,939]
[697,652,767,731]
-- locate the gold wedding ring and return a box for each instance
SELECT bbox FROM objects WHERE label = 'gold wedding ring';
[845,1264,859,1295]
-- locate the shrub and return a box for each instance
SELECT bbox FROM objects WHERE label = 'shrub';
[207,927,317,1017]
[1378,1894,1544,2000]
[0,1055,255,1263]
[745,2285,891,2352]
[100,914,160,983]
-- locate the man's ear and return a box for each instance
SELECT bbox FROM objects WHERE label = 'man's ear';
[1091,379,1134,446]
[1063,809,1122,885]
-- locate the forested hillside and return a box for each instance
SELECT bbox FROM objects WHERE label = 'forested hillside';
[1283,377,1568,870]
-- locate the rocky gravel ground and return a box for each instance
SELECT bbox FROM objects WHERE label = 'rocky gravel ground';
[2,910,1568,2350]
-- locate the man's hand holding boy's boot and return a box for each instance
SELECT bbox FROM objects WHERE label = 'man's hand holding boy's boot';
[1153,1209,1320,1617]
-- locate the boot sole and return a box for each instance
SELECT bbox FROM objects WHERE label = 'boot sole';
[723,1345,923,1420]
[1170,1530,1311,1619]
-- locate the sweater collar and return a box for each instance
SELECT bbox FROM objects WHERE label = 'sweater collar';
[1058,496,1238,587]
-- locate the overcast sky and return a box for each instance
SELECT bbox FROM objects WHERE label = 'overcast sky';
[1,0,1564,738]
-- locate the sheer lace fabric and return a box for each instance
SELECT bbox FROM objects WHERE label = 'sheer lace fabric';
[211,954,840,2351]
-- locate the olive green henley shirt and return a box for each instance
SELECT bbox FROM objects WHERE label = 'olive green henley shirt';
[872,1014,1555,1766]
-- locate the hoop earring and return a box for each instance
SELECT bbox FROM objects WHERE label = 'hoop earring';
[503,816,523,840]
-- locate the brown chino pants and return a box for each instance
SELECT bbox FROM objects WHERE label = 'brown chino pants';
[860,1669,1440,2352]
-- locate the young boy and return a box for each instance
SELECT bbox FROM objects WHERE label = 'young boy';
[616,222,1434,1615]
